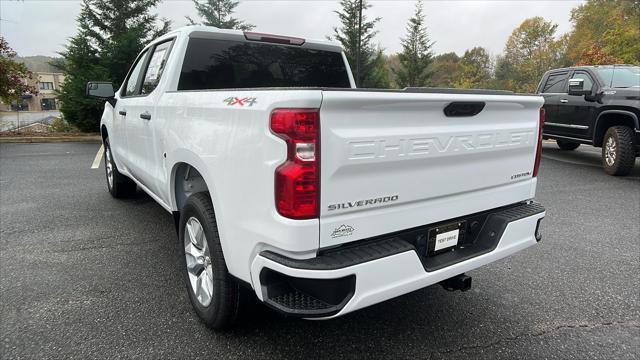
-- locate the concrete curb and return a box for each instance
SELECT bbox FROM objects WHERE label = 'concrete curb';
[0,135,102,144]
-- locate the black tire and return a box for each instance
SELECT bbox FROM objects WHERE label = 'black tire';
[178,192,244,329]
[103,139,137,197]
[556,140,580,151]
[602,126,636,176]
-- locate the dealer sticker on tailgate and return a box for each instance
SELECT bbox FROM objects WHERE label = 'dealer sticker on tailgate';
[434,229,459,251]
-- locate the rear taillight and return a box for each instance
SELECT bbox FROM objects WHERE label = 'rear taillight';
[533,107,545,177]
[271,109,320,219]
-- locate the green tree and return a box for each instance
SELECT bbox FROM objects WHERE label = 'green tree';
[186,0,254,30]
[393,0,434,87]
[429,52,462,88]
[55,22,107,132]
[567,0,639,65]
[454,47,492,89]
[331,0,383,87]
[366,49,391,88]
[495,17,566,92]
[0,36,35,108]
[56,0,170,132]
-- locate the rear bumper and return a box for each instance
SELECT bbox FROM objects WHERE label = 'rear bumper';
[250,202,545,319]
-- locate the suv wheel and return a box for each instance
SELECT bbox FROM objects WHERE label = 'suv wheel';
[602,126,636,176]
[556,140,580,151]
[179,192,244,329]
[104,139,137,197]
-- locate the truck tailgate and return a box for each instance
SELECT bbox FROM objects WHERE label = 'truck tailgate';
[319,90,544,248]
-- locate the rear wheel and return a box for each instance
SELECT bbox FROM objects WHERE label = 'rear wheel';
[556,140,580,151]
[104,139,136,197]
[602,126,636,176]
[179,192,245,329]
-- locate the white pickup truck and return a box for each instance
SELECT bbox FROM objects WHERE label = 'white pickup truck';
[87,26,546,329]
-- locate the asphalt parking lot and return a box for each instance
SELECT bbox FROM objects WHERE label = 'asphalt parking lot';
[1,141,638,359]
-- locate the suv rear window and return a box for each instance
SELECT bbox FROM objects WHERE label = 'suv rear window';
[178,38,351,90]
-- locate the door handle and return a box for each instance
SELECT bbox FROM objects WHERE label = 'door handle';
[140,112,152,120]
[560,99,569,103]
[118,110,127,116]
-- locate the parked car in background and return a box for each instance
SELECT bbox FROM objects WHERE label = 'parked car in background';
[537,65,640,176]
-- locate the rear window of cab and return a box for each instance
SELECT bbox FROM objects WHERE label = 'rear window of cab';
[178,38,351,90]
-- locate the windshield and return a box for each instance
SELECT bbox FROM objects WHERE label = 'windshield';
[595,66,640,88]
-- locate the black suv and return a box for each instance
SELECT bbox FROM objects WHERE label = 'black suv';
[536,65,639,176]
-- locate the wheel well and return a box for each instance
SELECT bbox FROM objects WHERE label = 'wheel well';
[173,163,210,212]
[593,113,637,147]
[101,125,108,142]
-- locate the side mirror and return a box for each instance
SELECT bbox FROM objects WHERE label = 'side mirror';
[86,82,115,99]
[567,78,591,96]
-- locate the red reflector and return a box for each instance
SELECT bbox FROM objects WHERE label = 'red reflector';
[533,107,545,177]
[271,109,320,219]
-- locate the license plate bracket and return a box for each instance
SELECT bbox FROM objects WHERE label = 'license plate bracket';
[427,221,467,256]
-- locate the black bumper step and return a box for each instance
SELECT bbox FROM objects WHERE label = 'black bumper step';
[261,237,414,271]
[270,289,334,311]
[492,202,545,222]
[260,269,355,318]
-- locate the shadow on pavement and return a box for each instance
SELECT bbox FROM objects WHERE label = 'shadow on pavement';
[541,142,640,179]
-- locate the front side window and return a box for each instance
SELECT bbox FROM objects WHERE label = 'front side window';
[123,50,149,97]
[178,38,351,90]
[572,71,595,92]
[542,72,569,93]
[142,40,173,95]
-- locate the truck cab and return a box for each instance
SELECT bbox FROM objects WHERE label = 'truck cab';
[537,65,640,175]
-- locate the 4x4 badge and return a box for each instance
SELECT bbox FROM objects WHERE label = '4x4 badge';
[223,97,257,107]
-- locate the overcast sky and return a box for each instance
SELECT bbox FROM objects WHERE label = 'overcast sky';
[1,0,583,58]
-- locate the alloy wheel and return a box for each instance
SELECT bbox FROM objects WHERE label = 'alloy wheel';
[604,136,617,167]
[184,217,214,307]
[105,145,114,188]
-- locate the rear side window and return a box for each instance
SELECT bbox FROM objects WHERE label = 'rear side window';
[142,40,173,95]
[542,72,569,93]
[178,38,351,90]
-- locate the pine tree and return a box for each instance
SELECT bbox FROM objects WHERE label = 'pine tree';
[186,0,254,30]
[393,0,434,88]
[55,34,107,132]
[56,0,170,132]
[365,49,391,88]
[331,0,383,88]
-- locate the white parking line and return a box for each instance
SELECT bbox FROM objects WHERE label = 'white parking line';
[91,144,104,169]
